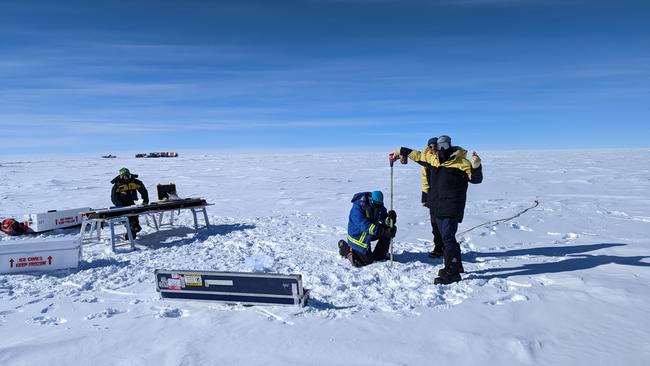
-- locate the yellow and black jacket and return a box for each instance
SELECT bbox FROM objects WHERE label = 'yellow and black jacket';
[110,175,149,206]
[397,146,482,222]
[418,146,436,204]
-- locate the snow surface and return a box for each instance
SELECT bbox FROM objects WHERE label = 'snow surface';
[1,150,649,365]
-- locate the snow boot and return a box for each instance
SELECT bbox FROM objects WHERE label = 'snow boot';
[434,251,462,285]
[428,249,443,258]
[434,269,461,285]
[338,240,350,257]
[347,252,362,267]
[438,262,464,276]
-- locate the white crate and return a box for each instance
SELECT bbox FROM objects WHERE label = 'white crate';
[23,207,92,232]
[0,237,81,274]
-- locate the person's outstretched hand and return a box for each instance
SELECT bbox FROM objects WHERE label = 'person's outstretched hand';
[388,153,400,164]
[471,151,481,168]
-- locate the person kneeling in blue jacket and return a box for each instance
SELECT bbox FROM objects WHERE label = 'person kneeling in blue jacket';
[338,191,397,267]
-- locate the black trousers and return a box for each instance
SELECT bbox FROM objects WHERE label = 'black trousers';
[343,236,391,267]
[116,201,141,234]
[429,210,444,253]
[435,216,462,272]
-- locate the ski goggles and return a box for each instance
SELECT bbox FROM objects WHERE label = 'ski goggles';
[437,141,451,150]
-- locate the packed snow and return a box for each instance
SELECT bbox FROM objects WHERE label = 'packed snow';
[1,150,649,365]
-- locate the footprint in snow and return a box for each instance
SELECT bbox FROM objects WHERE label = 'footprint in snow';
[632,216,650,223]
[84,307,127,320]
[14,298,40,310]
[40,303,55,314]
[606,210,629,217]
[562,232,580,240]
[27,316,67,326]
[485,294,529,306]
[537,276,555,286]
[509,223,533,232]
[74,296,99,304]
[156,307,186,318]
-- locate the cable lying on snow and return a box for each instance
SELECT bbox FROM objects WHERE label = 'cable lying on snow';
[458,199,540,239]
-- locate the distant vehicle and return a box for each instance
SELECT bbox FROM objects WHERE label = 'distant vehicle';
[101,154,117,158]
[135,152,179,158]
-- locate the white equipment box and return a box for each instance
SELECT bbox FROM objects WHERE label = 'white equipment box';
[23,207,92,232]
[0,237,81,274]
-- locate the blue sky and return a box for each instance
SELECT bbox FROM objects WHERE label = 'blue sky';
[1,0,649,155]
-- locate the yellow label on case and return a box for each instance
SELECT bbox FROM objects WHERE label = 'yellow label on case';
[184,274,203,286]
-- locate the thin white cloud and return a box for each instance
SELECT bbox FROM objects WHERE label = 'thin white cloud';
[0,137,81,149]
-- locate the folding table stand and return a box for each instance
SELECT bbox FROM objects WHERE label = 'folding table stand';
[80,199,210,253]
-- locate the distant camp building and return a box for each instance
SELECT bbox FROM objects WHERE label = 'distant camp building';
[135,152,179,158]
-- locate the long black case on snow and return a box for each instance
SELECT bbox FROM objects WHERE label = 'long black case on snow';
[155,270,309,307]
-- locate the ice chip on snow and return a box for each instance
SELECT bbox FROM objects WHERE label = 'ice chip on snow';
[244,255,275,272]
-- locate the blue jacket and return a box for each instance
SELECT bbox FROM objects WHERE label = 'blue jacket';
[347,192,388,254]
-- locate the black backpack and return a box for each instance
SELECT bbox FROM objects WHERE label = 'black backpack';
[1,218,27,236]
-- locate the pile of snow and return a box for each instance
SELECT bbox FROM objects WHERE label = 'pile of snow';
[1,150,649,365]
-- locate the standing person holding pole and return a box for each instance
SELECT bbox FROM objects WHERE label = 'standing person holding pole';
[389,137,445,258]
[390,135,483,284]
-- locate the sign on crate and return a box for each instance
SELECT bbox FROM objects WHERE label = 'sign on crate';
[0,237,81,274]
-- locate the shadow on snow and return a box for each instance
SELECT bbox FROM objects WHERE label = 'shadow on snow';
[393,251,443,265]
[13,257,132,278]
[136,223,256,249]
[393,243,650,279]
[465,243,650,280]
[306,297,357,311]
[465,243,627,261]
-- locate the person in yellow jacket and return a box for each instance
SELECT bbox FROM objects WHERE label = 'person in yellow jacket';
[391,135,483,284]
[110,168,149,239]
[421,138,445,258]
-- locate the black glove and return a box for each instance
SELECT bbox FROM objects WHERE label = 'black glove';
[390,225,397,238]
[421,192,428,207]
[388,210,397,224]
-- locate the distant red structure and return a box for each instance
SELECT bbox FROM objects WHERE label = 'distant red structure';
[135,152,179,158]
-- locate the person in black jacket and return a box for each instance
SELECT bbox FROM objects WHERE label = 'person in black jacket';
[110,167,149,239]
[392,135,483,284]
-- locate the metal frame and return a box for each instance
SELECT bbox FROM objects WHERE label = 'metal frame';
[80,202,211,253]
[108,217,135,252]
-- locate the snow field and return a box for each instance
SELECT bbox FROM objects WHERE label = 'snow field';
[1,150,649,365]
